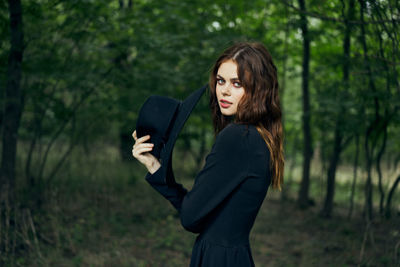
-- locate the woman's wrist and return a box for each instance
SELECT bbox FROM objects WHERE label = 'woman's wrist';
[148,160,161,174]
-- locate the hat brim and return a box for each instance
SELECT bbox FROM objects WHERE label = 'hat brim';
[160,84,208,185]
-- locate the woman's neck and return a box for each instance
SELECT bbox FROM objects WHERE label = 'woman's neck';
[224,114,235,122]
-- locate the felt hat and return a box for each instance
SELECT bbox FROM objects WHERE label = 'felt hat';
[136,84,207,183]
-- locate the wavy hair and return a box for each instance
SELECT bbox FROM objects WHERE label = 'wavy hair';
[209,42,284,190]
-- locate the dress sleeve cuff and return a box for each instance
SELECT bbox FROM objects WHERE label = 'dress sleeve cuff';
[145,166,164,184]
[145,167,188,212]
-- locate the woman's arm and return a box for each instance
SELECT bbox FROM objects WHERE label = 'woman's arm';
[144,155,188,211]
[179,124,249,233]
[145,124,250,233]
[132,130,186,210]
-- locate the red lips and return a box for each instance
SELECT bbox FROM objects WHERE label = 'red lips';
[220,99,232,109]
[220,99,232,104]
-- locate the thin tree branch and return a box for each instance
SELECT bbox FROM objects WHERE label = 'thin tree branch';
[37,67,113,182]
[280,0,400,24]
[46,115,77,184]
[37,86,95,181]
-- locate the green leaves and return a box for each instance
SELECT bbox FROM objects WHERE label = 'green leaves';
[1,0,398,191]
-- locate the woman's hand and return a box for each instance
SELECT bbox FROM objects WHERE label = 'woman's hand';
[132,130,161,174]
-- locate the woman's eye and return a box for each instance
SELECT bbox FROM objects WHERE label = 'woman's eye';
[233,82,242,88]
[217,78,225,85]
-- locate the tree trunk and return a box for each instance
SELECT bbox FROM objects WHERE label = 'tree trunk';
[1,0,24,256]
[320,0,354,218]
[297,0,313,209]
[375,24,392,217]
[1,0,24,200]
[321,127,341,217]
[385,175,400,218]
[359,0,379,222]
[364,136,374,221]
[375,123,387,216]
[280,3,290,202]
[347,134,360,220]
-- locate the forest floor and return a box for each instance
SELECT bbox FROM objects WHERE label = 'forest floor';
[7,146,400,267]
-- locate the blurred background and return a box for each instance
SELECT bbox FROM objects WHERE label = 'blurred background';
[1,0,399,266]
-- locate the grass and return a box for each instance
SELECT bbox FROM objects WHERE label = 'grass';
[4,143,400,266]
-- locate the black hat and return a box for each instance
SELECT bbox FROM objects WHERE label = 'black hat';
[136,84,207,183]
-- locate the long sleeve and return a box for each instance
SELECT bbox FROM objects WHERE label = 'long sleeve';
[145,155,188,211]
[145,123,250,233]
[179,124,250,233]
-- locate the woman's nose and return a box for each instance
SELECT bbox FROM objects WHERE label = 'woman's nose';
[221,83,232,95]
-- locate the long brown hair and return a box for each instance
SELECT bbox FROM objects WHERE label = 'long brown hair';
[209,42,284,191]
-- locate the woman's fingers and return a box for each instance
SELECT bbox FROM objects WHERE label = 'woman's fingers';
[135,146,153,155]
[133,135,151,149]
[132,130,150,141]
[132,130,157,170]
[132,146,154,166]
[133,143,154,151]
[131,137,160,173]
[132,142,154,157]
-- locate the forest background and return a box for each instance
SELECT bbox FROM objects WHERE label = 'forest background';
[1,0,400,266]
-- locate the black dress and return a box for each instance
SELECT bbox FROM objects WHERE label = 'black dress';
[145,123,271,267]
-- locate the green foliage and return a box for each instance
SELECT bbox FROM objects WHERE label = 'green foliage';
[3,145,398,266]
[1,0,400,265]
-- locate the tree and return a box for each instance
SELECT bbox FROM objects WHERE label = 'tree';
[0,0,24,256]
[320,0,355,218]
[1,0,24,204]
[297,0,313,209]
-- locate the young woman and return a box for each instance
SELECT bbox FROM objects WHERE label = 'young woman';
[132,42,284,267]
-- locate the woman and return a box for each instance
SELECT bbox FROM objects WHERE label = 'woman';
[132,42,284,267]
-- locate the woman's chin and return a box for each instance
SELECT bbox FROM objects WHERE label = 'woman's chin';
[221,111,235,116]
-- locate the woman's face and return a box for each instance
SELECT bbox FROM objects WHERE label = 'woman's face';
[215,59,245,116]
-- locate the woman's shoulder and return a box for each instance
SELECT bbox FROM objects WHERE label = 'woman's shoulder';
[218,122,248,136]
[212,123,269,165]
[217,123,264,149]
[213,123,248,153]
[216,123,251,146]
[220,122,261,137]
[224,123,270,152]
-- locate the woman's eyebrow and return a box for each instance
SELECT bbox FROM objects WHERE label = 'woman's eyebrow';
[217,74,240,81]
